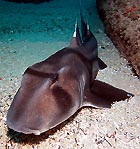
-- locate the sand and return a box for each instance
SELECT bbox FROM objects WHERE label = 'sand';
[0,0,140,148]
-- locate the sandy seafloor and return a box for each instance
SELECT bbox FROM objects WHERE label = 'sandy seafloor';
[0,0,140,148]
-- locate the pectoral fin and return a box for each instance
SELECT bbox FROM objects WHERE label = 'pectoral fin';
[91,58,107,82]
[98,57,107,70]
[83,80,134,108]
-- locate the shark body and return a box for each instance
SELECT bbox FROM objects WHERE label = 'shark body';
[6,11,133,135]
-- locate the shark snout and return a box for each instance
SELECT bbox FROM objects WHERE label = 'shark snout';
[6,120,47,135]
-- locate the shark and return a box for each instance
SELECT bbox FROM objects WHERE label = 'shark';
[6,11,133,135]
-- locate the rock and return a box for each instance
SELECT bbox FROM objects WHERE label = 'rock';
[96,0,140,77]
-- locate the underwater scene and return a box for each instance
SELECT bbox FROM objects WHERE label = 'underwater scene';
[0,0,140,148]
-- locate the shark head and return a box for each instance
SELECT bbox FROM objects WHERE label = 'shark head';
[6,72,59,135]
[6,64,78,135]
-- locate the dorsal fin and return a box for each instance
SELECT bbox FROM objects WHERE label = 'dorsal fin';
[69,21,82,48]
[80,5,97,49]
[82,25,98,60]
[80,10,87,43]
